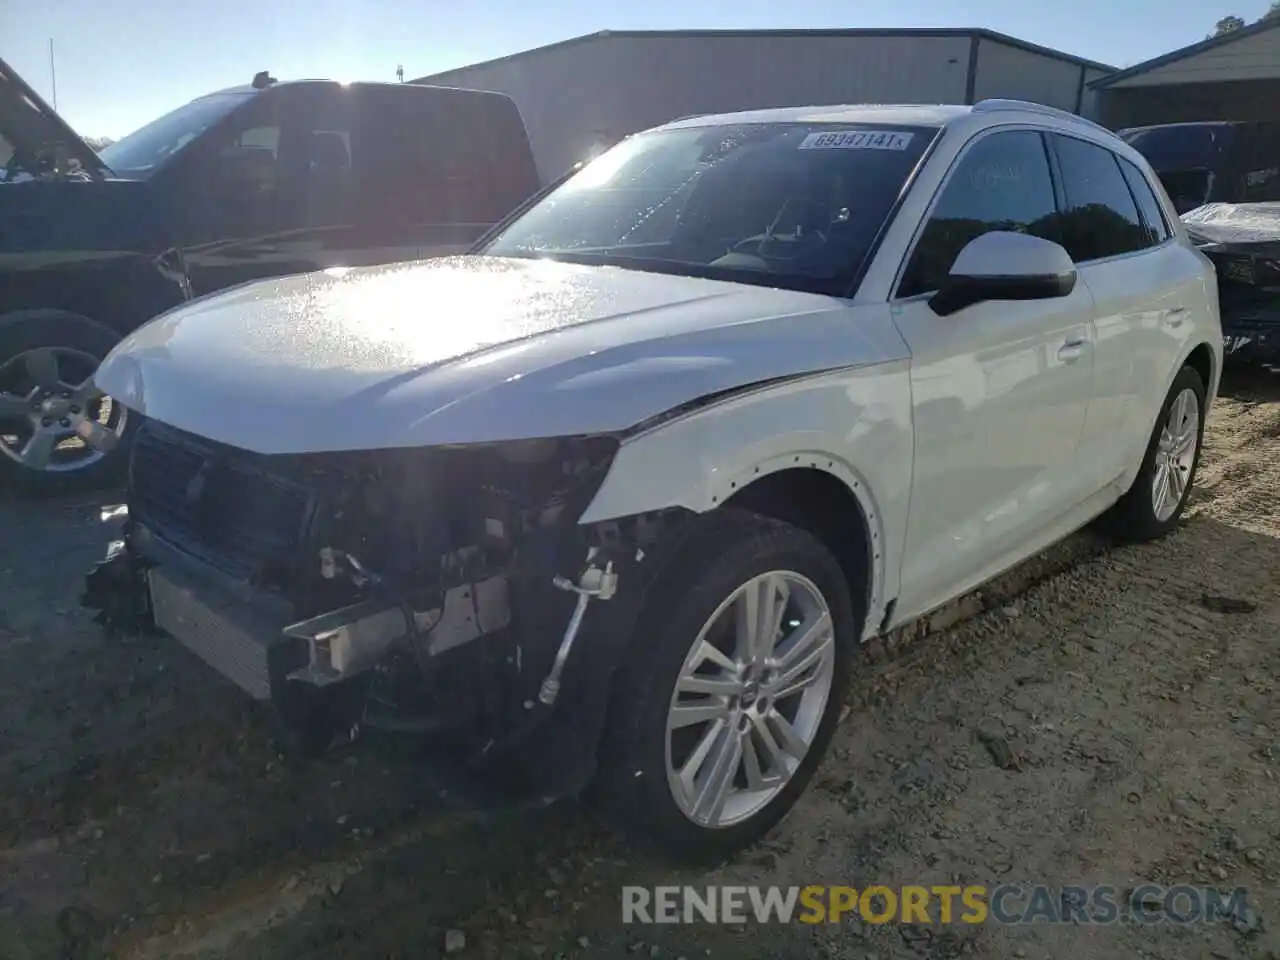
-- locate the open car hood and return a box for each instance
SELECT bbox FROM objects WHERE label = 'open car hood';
[0,55,110,179]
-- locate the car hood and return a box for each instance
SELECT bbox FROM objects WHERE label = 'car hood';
[0,55,110,179]
[95,255,893,454]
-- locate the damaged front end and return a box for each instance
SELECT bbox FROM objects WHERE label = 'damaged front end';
[82,420,687,803]
[1184,202,1280,364]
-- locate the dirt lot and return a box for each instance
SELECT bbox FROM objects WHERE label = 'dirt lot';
[1,367,1278,960]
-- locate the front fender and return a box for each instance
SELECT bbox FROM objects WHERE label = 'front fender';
[578,359,915,639]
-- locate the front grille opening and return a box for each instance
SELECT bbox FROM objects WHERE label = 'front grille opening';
[129,422,311,580]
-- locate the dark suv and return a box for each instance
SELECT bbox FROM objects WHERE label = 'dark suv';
[0,62,540,493]
[1120,121,1280,364]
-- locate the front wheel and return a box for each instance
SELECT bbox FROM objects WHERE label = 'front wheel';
[594,510,858,861]
[0,310,134,497]
[1103,364,1206,542]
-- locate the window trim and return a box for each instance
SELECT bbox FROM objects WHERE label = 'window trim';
[837,124,947,299]
[889,123,1058,302]
[1115,153,1173,248]
[1046,130,1173,266]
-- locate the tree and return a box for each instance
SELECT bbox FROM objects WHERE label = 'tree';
[1263,0,1280,19]
[84,136,115,151]
[1213,14,1247,34]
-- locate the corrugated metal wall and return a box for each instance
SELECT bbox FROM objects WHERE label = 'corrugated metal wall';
[1079,68,1114,119]
[972,37,1088,113]
[1096,78,1280,127]
[421,33,973,181]
[1105,26,1280,87]
[420,32,1112,180]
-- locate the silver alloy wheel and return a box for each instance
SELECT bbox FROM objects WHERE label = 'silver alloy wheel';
[0,347,125,473]
[1152,386,1200,522]
[665,570,836,829]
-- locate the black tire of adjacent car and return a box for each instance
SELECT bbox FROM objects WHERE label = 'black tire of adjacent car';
[1103,364,1207,543]
[0,309,134,497]
[592,509,859,862]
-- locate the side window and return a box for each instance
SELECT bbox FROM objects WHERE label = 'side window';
[192,104,286,241]
[302,94,354,229]
[898,130,1058,299]
[433,95,539,223]
[1049,134,1150,262]
[1117,157,1170,246]
[354,89,451,225]
[210,121,282,199]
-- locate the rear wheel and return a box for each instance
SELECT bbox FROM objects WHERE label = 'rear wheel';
[0,310,133,496]
[1103,364,1206,542]
[594,510,858,861]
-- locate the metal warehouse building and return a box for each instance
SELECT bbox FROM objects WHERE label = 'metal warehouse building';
[414,28,1116,181]
[1091,17,1280,128]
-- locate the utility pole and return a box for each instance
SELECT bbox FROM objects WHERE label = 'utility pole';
[396,64,404,83]
[49,39,58,110]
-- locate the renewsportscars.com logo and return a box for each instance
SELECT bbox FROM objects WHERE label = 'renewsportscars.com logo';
[622,884,1253,926]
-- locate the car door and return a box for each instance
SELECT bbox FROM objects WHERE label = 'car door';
[1046,133,1190,492]
[889,128,1097,621]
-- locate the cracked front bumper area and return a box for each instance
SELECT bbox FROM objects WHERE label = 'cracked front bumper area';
[1220,296,1280,364]
[1223,323,1280,363]
[80,511,651,807]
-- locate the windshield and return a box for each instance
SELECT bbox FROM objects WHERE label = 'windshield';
[98,91,253,176]
[480,122,938,294]
[1121,124,1236,213]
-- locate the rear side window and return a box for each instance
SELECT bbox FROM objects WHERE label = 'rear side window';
[431,93,540,223]
[1117,157,1170,246]
[899,130,1059,298]
[1049,134,1150,262]
[356,88,537,226]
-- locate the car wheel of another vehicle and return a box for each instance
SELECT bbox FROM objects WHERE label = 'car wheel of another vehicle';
[0,310,135,497]
[1104,364,1206,543]
[594,509,858,862]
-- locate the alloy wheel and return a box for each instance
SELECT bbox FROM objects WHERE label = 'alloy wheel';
[664,570,836,829]
[0,347,125,473]
[1151,386,1199,522]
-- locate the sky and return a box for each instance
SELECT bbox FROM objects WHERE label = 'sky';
[3,0,1276,139]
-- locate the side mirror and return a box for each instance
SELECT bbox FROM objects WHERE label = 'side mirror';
[929,231,1077,317]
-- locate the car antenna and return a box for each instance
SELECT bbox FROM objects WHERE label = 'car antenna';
[251,70,278,90]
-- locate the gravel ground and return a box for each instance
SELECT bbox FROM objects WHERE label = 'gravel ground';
[1,366,1277,960]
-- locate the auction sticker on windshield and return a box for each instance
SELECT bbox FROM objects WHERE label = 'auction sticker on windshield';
[798,130,915,151]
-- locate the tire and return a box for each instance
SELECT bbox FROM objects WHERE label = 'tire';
[1103,364,1207,543]
[0,309,135,497]
[593,509,859,862]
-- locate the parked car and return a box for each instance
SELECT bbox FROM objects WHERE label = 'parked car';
[1120,120,1280,363]
[84,99,1221,860]
[0,59,540,493]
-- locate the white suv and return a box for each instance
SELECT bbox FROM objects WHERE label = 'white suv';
[86,98,1222,860]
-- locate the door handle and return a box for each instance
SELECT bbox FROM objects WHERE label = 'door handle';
[1057,337,1087,363]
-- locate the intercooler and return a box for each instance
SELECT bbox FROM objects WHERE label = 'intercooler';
[146,558,290,699]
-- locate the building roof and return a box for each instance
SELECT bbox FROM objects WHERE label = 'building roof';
[414,28,1116,84]
[1090,16,1280,89]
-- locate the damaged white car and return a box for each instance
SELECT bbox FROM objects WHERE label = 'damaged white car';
[83,99,1222,859]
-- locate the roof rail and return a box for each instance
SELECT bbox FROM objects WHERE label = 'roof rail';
[972,98,1113,136]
